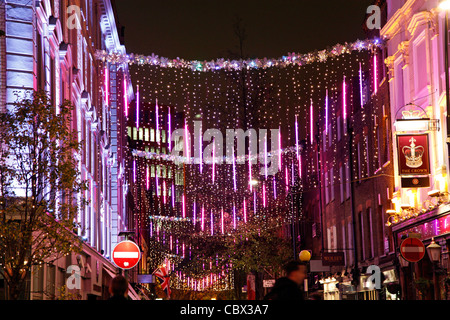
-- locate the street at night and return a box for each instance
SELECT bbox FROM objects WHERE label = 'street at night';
[0,0,449,314]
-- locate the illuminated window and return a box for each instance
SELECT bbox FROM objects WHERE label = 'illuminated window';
[162,130,166,143]
[139,128,143,141]
[145,128,149,141]
[150,129,155,142]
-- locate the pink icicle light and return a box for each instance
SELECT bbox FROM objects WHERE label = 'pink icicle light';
[155,98,159,145]
[193,201,197,226]
[325,90,329,134]
[212,137,216,183]
[233,205,236,229]
[373,53,378,94]
[273,178,277,199]
[310,99,314,145]
[262,183,266,207]
[133,159,136,183]
[264,133,268,179]
[123,74,128,117]
[105,65,109,105]
[253,192,257,216]
[184,120,190,164]
[136,85,140,129]
[146,165,149,190]
[359,62,364,107]
[171,183,175,207]
[182,193,186,218]
[249,146,253,192]
[221,207,224,234]
[243,199,247,223]
[168,107,172,151]
[210,210,214,236]
[201,205,205,231]
[285,166,289,190]
[232,148,237,191]
[278,127,282,172]
[343,76,347,122]
[163,180,167,204]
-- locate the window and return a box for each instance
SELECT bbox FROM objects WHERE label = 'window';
[359,211,365,260]
[162,130,166,143]
[347,222,353,265]
[150,129,155,142]
[133,127,137,141]
[365,136,370,177]
[368,208,374,258]
[385,118,390,162]
[342,223,347,265]
[376,125,382,168]
[139,128,143,141]
[145,128,149,141]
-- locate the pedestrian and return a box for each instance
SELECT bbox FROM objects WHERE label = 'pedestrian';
[264,261,307,300]
[108,275,129,300]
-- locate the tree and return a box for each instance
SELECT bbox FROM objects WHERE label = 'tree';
[0,91,86,300]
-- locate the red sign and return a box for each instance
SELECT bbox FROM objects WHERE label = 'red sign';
[397,134,430,176]
[400,237,425,263]
[112,240,141,269]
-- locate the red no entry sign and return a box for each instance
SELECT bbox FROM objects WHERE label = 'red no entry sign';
[400,237,425,263]
[112,240,141,269]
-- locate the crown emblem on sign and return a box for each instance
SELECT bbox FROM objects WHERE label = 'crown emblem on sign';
[402,137,424,168]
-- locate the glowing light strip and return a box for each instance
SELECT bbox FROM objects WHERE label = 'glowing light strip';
[124,74,128,117]
[210,210,214,236]
[278,127,282,171]
[233,205,236,229]
[253,192,257,216]
[171,183,175,207]
[182,193,186,218]
[325,90,329,134]
[343,76,347,121]
[359,62,364,107]
[199,122,203,173]
[146,165,149,190]
[193,202,197,226]
[136,85,140,129]
[374,53,378,94]
[155,166,159,196]
[133,159,136,183]
[310,99,314,144]
[105,65,109,105]
[201,205,205,231]
[249,145,253,192]
[243,199,247,223]
[168,107,172,151]
[262,183,266,207]
[273,178,277,199]
[163,180,167,204]
[264,134,268,179]
[285,166,289,190]
[184,120,190,164]
[221,207,224,234]
[156,98,159,144]
[232,147,237,191]
[212,138,216,183]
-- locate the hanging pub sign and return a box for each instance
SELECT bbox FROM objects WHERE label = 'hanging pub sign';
[396,134,430,176]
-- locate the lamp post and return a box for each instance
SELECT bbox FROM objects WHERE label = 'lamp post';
[427,238,442,300]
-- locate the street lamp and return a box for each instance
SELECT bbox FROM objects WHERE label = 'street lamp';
[427,238,442,263]
[427,238,442,300]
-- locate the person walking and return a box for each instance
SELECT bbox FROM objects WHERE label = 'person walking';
[264,261,307,300]
[108,275,129,300]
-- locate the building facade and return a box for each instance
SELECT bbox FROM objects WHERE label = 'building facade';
[381,0,450,300]
[0,0,135,299]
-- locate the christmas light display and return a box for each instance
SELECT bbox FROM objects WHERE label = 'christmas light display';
[117,41,381,295]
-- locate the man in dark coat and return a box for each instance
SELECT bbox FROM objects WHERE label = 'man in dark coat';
[264,261,307,300]
[108,275,129,300]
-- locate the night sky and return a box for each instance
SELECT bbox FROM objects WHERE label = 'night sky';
[114,0,374,61]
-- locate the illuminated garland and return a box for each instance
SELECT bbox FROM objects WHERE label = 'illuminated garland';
[95,39,381,71]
